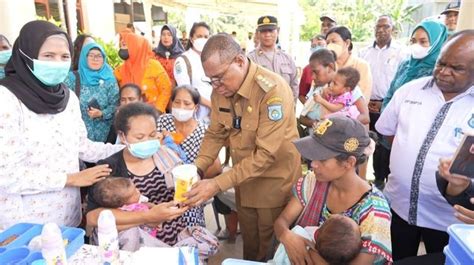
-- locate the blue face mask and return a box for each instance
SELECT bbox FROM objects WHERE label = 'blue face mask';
[310,45,324,53]
[20,49,71,86]
[127,139,161,159]
[0,50,12,65]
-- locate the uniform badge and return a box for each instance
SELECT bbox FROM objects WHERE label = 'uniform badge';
[268,105,283,121]
[266,96,283,105]
[344,138,359,152]
[468,114,474,128]
[175,61,182,74]
[313,119,333,135]
[263,17,270,24]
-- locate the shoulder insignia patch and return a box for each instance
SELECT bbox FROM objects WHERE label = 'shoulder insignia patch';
[268,104,283,121]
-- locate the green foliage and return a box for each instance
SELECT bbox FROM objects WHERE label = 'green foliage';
[299,0,421,41]
[95,38,122,69]
[36,16,62,27]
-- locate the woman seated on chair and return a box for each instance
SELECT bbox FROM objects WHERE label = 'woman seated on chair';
[274,116,392,265]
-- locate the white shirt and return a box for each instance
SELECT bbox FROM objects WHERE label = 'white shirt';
[358,41,409,100]
[0,86,123,230]
[375,77,474,231]
[174,49,212,125]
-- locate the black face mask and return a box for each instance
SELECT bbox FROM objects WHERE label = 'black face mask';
[118,49,129,60]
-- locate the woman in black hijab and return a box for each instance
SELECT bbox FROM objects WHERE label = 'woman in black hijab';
[0,21,123,229]
[154,24,185,86]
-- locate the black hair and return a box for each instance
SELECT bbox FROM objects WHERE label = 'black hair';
[316,215,362,265]
[120,83,142,99]
[337,67,360,91]
[326,26,353,51]
[92,177,133,208]
[0,34,11,47]
[114,102,158,134]
[186,22,211,50]
[201,33,243,63]
[309,48,337,67]
[312,34,326,41]
[171,84,201,105]
[335,153,367,166]
[72,34,94,71]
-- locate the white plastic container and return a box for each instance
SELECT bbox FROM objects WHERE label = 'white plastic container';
[98,210,120,265]
[41,223,68,265]
[172,164,199,202]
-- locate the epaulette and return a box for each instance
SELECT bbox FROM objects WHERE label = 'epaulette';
[255,74,275,93]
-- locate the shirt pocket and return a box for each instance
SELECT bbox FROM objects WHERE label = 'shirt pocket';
[280,64,294,83]
[218,112,233,129]
[240,117,258,149]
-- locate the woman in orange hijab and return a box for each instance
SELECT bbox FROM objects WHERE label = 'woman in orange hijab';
[115,31,171,113]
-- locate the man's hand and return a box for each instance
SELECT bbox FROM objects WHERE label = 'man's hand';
[368,101,382,113]
[183,179,221,206]
[438,158,471,196]
[454,199,474,224]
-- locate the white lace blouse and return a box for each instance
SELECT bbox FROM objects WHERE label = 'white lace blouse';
[0,86,123,229]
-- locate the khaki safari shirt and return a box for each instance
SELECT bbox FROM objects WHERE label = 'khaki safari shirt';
[195,60,301,208]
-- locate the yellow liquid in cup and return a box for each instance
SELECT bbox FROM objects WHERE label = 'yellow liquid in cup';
[174,175,194,202]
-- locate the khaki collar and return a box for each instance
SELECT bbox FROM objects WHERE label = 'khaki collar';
[237,59,258,99]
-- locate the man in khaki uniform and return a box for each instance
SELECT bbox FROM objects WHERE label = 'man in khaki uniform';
[248,16,299,100]
[184,34,301,261]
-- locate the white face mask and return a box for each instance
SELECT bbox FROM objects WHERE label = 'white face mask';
[192,38,208,52]
[172,107,195,122]
[326,43,343,59]
[410,44,430,59]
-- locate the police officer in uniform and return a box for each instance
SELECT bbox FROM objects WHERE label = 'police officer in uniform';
[184,33,301,261]
[248,16,299,101]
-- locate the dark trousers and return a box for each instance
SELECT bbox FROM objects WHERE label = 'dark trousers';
[373,142,391,183]
[370,111,391,184]
[391,209,449,261]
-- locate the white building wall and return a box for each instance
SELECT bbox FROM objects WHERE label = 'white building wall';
[0,0,36,43]
[81,0,116,42]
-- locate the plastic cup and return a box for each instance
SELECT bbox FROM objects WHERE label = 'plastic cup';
[172,165,198,202]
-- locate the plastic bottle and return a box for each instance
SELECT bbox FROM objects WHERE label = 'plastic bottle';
[41,223,68,265]
[98,210,120,265]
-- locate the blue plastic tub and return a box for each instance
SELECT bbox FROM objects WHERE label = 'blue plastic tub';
[222,258,267,265]
[0,247,30,265]
[444,246,461,265]
[0,223,85,264]
[447,224,474,264]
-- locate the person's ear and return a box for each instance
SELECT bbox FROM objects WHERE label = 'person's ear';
[346,156,357,169]
[328,62,336,73]
[235,54,246,67]
[118,131,126,144]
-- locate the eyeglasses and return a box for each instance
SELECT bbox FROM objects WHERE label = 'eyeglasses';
[87,54,104,61]
[202,59,234,87]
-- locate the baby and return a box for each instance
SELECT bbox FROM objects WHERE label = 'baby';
[91,177,157,237]
[314,215,362,265]
[314,67,361,120]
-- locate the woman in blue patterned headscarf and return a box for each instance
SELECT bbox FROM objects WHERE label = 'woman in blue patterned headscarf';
[383,20,448,109]
[65,42,119,142]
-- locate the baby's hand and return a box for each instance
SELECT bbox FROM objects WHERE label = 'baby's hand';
[313,94,324,103]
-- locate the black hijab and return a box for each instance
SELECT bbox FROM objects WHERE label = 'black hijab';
[154,24,185,59]
[0,20,72,114]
